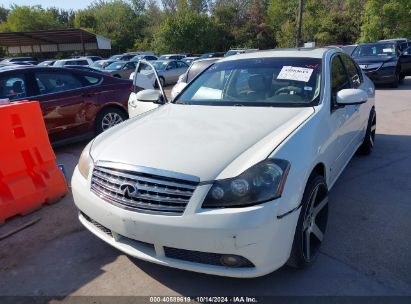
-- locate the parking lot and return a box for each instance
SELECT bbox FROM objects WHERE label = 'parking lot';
[0,79,410,297]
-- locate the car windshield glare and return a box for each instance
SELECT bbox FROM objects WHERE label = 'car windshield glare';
[353,43,396,57]
[106,62,124,70]
[175,57,322,107]
[152,61,167,71]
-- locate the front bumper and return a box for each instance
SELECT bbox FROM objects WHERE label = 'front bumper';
[71,166,299,278]
[363,66,397,84]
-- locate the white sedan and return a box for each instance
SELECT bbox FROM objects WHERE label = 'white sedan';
[72,48,376,278]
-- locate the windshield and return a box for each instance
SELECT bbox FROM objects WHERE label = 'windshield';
[131,55,144,62]
[152,61,168,71]
[106,62,125,70]
[109,55,122,60]
[91,61,104,69]
[352,43,397,57]
[175,57,322,107]
[158,55,172,60]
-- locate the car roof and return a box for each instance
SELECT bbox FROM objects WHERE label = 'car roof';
[220,48,331,62]
[153,59,176,63]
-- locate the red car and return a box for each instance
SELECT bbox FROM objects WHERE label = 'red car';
[0,66,132,145]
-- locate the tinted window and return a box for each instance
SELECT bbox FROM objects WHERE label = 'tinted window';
[331,56,350,105]
[341,55,362,88]
[35,72,82,95]
[65,60,88,66]
[176,61,188,68]
[125,62,136,69]
[167,62,177,69]
[352,43,397,57]
[176,57,322,107]
[0,74,27,100]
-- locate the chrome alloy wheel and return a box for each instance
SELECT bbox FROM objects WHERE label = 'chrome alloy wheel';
[101,112,124,130]
[370,116,376,148]
[302,183,328,262]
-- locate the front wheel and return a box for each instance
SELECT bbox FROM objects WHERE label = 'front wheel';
[287,174,329,269]
[95,107,128,135]
[357,110,376,155]
[159,76,165,87]
[391,72,400,88]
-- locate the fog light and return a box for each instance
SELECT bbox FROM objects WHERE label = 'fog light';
[221,255,240,267]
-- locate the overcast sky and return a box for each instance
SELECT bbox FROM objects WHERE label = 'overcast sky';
[2,0,101,10]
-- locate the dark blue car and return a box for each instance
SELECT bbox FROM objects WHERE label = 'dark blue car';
[352,41,411,87]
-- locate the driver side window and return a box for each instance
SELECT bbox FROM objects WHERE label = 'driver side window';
[331,56,350,107]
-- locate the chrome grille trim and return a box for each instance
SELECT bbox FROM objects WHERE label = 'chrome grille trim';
[90,161,199,215]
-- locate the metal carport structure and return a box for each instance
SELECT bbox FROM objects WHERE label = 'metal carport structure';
[0,28,111,54]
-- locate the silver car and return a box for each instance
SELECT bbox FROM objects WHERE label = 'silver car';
[104,61,137,79]
[152,60,189,86]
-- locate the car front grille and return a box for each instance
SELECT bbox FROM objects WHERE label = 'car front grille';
[90,161,199,215]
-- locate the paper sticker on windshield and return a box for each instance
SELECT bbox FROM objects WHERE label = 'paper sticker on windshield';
[383,48,393,53]
[277,66,314,82]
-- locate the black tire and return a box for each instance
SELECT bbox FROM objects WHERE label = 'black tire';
[94,107,128,135]
[159,76,165,87]
[391,72,400,88]
[357,110,376,155]
[287,174,329,269]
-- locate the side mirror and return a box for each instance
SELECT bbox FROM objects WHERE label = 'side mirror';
[136,89,165,105]
[337,89,368,106]
[336,89,368,106]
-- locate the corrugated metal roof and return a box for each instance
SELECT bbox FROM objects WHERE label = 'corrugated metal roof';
[0,28,111,53]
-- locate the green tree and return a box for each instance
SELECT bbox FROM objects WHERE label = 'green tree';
[1,5,62,31]
[267,0,298,47]
[74,0,147,52]
[360,0,411,42]
[152,10,221,53]
[0,6,9,23]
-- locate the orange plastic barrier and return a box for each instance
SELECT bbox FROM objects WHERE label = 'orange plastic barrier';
[0,101,68,224]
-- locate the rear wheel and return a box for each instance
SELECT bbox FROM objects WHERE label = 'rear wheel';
[95,107,128,135]
[287,174,329,269]
[357,110,376,155]
[159,76,165,87]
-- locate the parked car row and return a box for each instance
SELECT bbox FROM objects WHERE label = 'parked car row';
[350,38,411,87]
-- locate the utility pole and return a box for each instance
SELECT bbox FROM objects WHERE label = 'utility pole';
[296,0,303,48]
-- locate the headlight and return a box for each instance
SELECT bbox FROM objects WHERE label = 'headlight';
[202,159,290,208]
[382,61,397,67]
[78,140,94,179]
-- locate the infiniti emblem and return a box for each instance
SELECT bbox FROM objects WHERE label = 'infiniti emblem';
[119,183,139,199]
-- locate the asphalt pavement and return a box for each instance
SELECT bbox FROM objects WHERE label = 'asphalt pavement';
[0,80,410,297]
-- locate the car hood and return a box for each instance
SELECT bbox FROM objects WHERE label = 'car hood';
[353,56,396,64]
[91,104,314,181]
